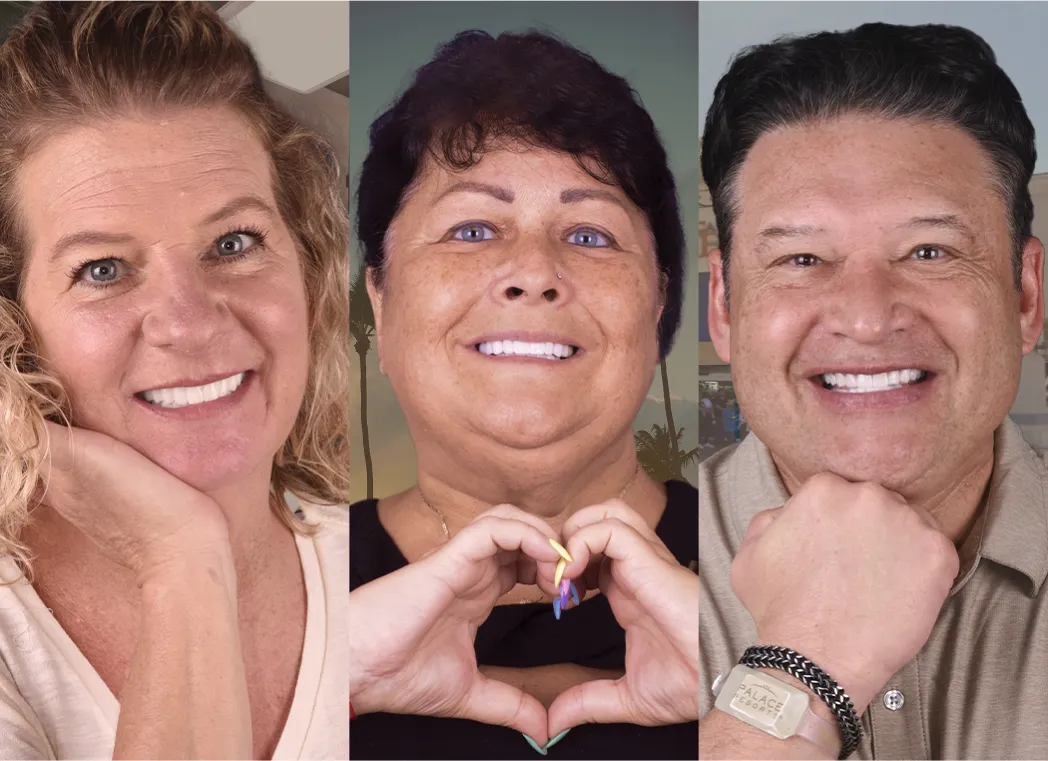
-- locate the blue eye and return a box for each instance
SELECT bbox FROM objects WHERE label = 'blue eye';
[452,223,496,242]
[568,229,609,248]
[74,258,128,285]
[216,230,265,257]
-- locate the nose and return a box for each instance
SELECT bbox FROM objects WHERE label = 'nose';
[822,261,913,343]
[140,264,234,350]
[493,242,571,306]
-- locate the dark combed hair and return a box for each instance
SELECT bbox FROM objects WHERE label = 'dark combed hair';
[701,22,1036,291]
[357,29,685,359]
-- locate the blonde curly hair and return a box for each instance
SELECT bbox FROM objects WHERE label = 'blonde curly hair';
[0,1,350,573]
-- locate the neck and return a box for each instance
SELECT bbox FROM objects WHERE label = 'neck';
[29,462,290,595]
[413,429,659,537]
[776,440,995,546]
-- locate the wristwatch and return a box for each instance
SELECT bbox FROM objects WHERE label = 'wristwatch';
[712,664,841,757]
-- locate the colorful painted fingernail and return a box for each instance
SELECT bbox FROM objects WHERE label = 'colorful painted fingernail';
[522,734,548,756]
[554,558,566,587]
[559,578,570,608]
[549,538,573,563]
[553,597,561,620]
[545,728,571,750]
[569,580,580,606]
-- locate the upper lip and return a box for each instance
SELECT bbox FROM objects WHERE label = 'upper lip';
[471,332,582,349]
[808,365,931,378]
[135,370,249,394]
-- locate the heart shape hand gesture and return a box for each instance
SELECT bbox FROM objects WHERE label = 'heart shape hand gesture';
[349,500,699,750]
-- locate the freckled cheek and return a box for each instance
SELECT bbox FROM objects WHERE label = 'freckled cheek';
[33,305,138,393]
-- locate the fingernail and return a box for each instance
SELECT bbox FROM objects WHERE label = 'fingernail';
[569,580,580,606]
[545,728,571,750]
[522,734,548,755]
[549,538,573,563]
[554,558,566,587]
[553,597,561,620]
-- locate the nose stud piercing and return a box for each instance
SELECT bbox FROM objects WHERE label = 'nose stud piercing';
[556,272,562,280]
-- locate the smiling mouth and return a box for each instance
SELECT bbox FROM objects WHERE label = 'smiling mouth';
[476,340,579,360]
[819,369,930,393]
[137,371,247,408]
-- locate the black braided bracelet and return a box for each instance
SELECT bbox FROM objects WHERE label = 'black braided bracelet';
[740,645,863,760]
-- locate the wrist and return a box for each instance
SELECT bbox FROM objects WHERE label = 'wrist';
[756,635,875,716]
[138,546,237,599]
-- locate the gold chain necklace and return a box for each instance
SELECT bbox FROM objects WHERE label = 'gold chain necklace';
[418,464,641,605]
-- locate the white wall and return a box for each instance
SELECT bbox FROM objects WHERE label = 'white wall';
[263,80,350,206]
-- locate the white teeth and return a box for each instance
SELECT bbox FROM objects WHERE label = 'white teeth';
[477,341,577,360]
[821,369,926,393]
[141,372,246,408]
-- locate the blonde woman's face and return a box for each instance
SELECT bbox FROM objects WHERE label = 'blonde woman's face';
[19,108,311,491]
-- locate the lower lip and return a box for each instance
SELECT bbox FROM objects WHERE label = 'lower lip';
[472,348,582,364]
[809,373,936,410]
[133,371,255,420]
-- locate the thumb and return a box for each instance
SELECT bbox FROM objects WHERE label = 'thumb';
[462,672,549,746]
[547,678,630,736]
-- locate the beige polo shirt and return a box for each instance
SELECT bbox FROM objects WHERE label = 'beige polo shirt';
[700,417,1048,759]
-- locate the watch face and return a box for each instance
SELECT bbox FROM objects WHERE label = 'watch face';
[713,666,809,740]
[728,673,790,725]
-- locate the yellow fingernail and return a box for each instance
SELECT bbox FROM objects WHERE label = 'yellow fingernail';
[554,558,566,587]
[549,538,572,563]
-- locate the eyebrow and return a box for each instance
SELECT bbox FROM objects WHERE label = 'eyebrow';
[48,195,277,262]
[559,187,630,212]
[895,214,976,242]
[436,181,514,204]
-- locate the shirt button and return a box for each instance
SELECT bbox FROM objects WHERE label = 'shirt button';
[883,689,905,711]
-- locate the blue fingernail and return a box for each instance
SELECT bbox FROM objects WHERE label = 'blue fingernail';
[569,581,579,606]
[553,597,561,620]
[522,734,548,755]
[545,728,571,749]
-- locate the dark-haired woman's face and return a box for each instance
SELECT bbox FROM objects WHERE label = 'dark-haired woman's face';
[370,146,662,463]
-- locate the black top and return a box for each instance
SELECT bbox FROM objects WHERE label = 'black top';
[350,481,699,760]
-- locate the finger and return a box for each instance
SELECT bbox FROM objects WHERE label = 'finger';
[547,678,631,735]
[427,517,561,594]
[563,517,665,581]
[562,499,660,544]
[478,504,559,540]
[461,672,549,745]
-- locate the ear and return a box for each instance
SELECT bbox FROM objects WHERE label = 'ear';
[654,269,668,362]
[707,249,731,364]
[365,268,386,373]
[1018,236,1045,355]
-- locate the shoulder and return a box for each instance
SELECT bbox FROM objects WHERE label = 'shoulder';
[296,499,349,527]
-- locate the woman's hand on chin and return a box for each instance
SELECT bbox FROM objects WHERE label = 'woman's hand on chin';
[349,504,562,745]
[548,499,699,734]
[38,420,232,587]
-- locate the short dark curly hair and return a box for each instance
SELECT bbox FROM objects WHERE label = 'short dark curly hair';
[701,22,1036,294]
[356,29,685,359]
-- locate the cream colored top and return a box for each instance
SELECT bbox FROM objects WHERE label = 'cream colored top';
[0,502,348,760]
[700,418,1048,759]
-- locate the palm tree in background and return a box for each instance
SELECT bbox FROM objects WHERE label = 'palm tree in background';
[350,267,376,499]
[634,423,699,484]
[659,358,682,479]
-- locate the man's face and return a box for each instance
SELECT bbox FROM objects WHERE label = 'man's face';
[708,115,1043,494]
